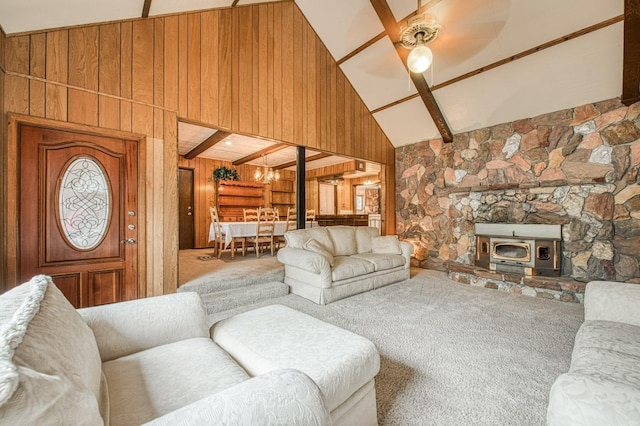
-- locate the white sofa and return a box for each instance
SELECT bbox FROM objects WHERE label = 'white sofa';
[547,280,640,425]
[0,275,380,425]
[277,226,413,304]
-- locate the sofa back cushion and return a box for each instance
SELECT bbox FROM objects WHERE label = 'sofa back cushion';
[285,227,335,255]
[327,226,357,256]
[371,235,402,255]
[0,275,103,424]
[355,227,381,254]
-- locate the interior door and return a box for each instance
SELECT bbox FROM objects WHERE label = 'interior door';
[319,183,336,215]
[18,125,139,308]
[178,168,195,250]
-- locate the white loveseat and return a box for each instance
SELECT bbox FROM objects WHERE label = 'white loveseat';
[0,275,380,425]
[277,226,413,304]
[547,280,640,425]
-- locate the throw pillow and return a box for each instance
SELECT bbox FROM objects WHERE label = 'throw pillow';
[0,275,103,424]
[371,235,402,255]
[304,239,335,266]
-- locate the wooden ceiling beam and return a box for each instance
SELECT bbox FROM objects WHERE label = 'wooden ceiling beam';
[369,0,453,143]
[142,0,152,18]
[274,152,332,169]
[232,143,289,166]
[337,32,386,65]
[184,130,231,159]
[623,0,640,105]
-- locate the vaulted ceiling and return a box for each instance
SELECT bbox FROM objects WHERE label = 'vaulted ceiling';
[0,0,636,153]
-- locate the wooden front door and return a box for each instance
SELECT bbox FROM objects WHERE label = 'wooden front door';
[18,125,139,308]
[178,168,194,250]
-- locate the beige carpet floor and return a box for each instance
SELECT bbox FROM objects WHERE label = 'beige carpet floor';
[183,255,584,426]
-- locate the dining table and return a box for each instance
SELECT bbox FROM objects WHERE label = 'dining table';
[208,220,317,248]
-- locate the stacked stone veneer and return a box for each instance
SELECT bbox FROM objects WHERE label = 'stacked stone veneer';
[396,98,640,300]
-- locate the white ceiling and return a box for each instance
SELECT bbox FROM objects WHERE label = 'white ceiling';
[0,0,625,152]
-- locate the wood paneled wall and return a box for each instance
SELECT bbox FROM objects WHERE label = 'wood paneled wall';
[0,26,7,284]
[1,2,396,294]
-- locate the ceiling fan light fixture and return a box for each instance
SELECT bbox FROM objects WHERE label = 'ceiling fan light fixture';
[399,13,440,74]
[407,42,433,74]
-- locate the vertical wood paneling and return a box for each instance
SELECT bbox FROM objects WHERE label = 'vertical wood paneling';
[272,3,282,141]
[68,27,99,125]
[163,16,179,111]
[132,20,153,105]
[120,22,132,131]
[178,15,188,116]
[187,13,201,121]
[258,4,268,136]
[251,7,260,134]
[5,36,30,115]
[45,30,68,121]
[0,26,5,70]
[201,11,218,124]
[344,81,353,157]
[163,111,178,293]
[0,33,4,289]
[306,25,317,148]
[329,53,337,153]
[292,7,303,145]
[153,19,164,140]
[99,23,121,129]
[336,69,345,155]
[266,4,275,139]
[218,9,232,129]
[29,33,46,117]
[230,9,241,131]
[281,3,293,143]
[238,6,252,133]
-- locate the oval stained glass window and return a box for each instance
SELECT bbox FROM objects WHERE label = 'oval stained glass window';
[58,157,111,250]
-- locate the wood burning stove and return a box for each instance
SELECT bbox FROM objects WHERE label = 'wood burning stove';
[475,223,561,277]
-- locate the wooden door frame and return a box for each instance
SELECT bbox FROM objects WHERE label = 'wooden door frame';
[3,113,147,296]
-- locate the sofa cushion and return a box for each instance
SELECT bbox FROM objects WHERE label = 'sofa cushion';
[285,227,335,254]
[327,226,357,256]
[548,320,640,426]
[211,305,380,412]
[355,227,380,253]
[371,235,402,255]
[332,256,376,282]
[104,337,249,425]
[145,369,332,426]
[352,253,406,271]
[0,275,103,424]
[304,238,335,266]
[570,321,640,385]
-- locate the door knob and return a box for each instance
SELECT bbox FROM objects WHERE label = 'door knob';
[120,238,137,244]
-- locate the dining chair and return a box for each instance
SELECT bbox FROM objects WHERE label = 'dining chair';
[276,207,296,250]
[209,206,236,259]
[246,210,276,258]
[305,209,316,221]
[259,207,278,221]
[243,208,259,222]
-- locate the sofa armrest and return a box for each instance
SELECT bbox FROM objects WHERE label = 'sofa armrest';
[277,247,331,275]
[144,369,331,426]
[399,241,414,269]
[584,281,640,326]
[78,292,209,362]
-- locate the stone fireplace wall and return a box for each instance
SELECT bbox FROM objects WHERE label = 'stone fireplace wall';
[396,98,640,283]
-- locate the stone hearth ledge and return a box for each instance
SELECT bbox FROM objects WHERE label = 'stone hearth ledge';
[417,259,586,303]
